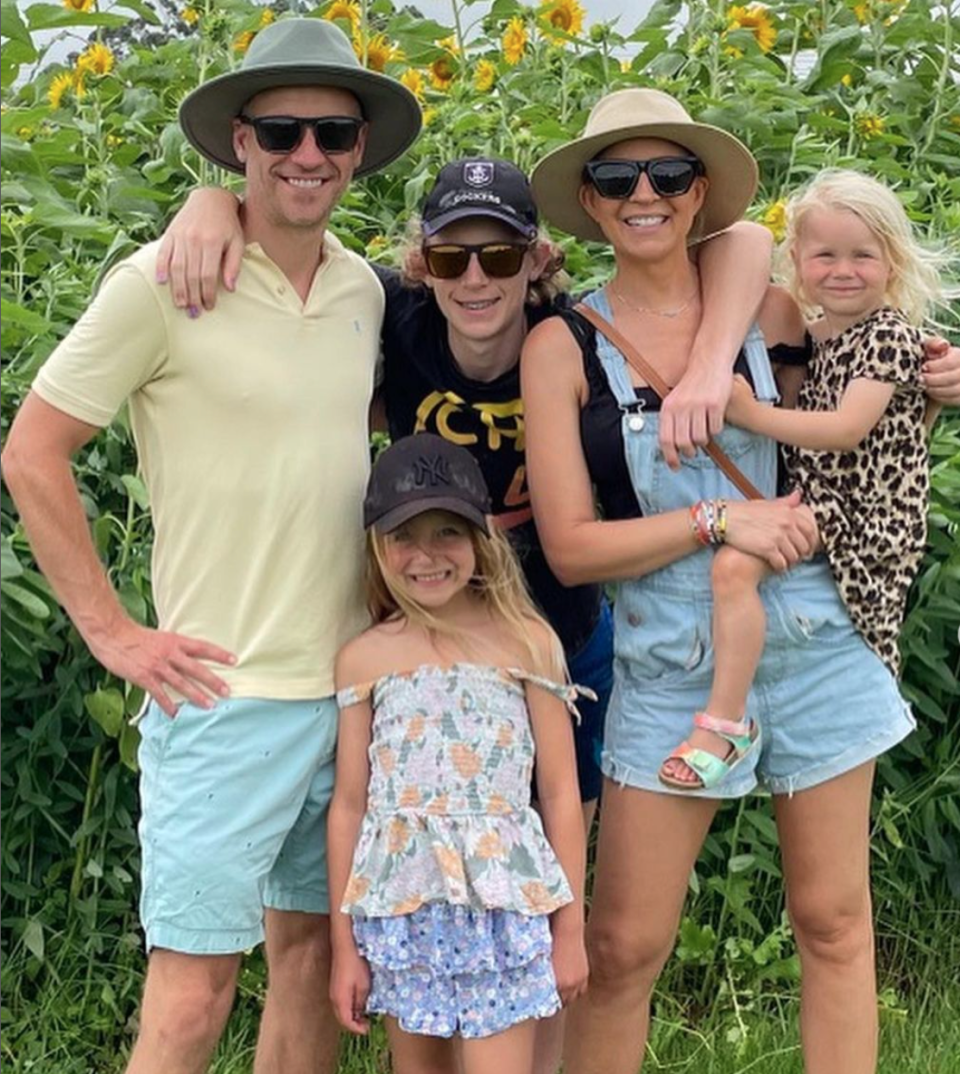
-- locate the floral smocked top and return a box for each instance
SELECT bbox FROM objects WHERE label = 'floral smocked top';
[336,663,594,920]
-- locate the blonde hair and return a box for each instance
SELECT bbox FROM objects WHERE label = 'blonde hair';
[365,518,565,678]
[399,215,570,307]
[778,168,949,326]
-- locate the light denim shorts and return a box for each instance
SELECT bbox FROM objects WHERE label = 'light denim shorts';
[137,695,338,954]
[602,557,916,798]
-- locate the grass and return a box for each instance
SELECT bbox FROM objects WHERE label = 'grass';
[4,929,960,1074]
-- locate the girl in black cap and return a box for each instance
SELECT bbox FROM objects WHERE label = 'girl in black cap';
[326,434,588,1073]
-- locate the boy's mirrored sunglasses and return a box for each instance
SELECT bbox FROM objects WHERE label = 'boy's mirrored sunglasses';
[583,157,704,200]
[422,242,533,280]
[238,114,364,155]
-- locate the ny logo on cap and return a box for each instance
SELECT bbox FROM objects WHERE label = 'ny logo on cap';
[413,455,450,487]
[463,161,494,187]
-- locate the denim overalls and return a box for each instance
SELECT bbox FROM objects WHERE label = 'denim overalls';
[583,288,914,797]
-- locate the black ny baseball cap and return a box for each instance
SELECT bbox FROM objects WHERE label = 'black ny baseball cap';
[421,157,539,239]
[364,434,491,536]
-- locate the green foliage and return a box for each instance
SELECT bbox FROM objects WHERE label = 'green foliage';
[2,0,958,1067]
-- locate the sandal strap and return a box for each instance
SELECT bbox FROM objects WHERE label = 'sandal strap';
[671,743,735,787]
[693,711,753,738]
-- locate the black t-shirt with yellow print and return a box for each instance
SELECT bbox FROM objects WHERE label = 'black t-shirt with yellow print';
[373,263,602,657]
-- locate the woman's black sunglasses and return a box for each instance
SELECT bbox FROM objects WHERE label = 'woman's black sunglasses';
[238,114,364,155]
[583,157,704,200]
[422,242,532,280]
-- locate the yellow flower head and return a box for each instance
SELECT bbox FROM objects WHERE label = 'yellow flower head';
[429,54,456,92]
[234,30,255,54]
[353,32,399,73]
[539,0,585,42]
[62,0,94,10]
[400,67,425,101]
[502,16,528,65]
[181,6,199,25]
[724,44,744,60]
[77,42,115,77]
[422,106,438,127]
[852,1,872,23]
[106,133,123,148]
[48,72,76,109]
[474,58,497,93]
[324,0,360,26]
[438,35,459,54]
[725,4,777,53]
[840,72,852,86]
[855,113,885,138]
[761,200,787,242]
[259,8,275,28]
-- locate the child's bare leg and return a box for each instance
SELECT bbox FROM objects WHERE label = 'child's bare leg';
[662,547,769,786]
[461,1020,537,1074]
[385,1017,457,1074]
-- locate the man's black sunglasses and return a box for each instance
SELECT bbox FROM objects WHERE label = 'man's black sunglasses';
[422,242,533,280]
[583,157,704,200]
[238,114,364,155]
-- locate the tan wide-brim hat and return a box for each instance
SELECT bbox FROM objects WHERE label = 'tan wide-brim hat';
[179,18,421,178]
[532,88,758,243]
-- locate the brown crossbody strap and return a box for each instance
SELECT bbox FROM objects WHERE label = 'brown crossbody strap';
[574,302,765,502]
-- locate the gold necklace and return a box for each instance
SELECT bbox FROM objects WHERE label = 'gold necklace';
[610,282,699,319]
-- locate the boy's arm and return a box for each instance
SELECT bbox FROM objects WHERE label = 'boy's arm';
[1,394,234,714]
[660,221,773,468]
[728,374,895,451]
[155,187,244,312]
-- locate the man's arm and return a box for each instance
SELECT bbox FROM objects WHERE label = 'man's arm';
[2,393,235,716]
[660,221,774,468]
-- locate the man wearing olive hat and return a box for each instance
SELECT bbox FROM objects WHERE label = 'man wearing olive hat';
[2,18,420,1074]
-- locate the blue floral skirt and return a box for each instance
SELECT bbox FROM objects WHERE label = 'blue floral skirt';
[352,902,560,1039]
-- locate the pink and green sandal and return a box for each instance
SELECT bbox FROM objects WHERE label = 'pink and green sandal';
[658,712,761,792]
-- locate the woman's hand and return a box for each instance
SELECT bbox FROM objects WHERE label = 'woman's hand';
[659,358,733,470]
[551,921,589,1007]
[921,337,960,407]
[155,188,244,314]
[329,946,371,1035]
[724,373,759,429]
[725,490,819,572]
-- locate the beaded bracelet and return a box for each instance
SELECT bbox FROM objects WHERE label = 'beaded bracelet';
[690,499,728,546]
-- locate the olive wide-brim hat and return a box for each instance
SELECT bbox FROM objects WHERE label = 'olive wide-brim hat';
[532,88,758,243]
[179,18,422,178]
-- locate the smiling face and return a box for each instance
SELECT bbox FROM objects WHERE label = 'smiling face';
[579,136,708,257]
[794,206,892,332]
[422,219,546,350]
[232,85,367,234]
[379,509,478,612]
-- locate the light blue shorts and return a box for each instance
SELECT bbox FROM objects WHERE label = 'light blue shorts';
[137,695,338,954]
[603,558,916,798]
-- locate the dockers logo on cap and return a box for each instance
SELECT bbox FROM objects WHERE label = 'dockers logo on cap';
[463,161,495,187]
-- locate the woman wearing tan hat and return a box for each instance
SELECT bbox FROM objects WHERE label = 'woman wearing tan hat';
[522,87,923,1074]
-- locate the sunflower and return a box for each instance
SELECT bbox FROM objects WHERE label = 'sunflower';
[62,0,94,10]
[725,4,777,53]
[502,16,528,66]
[48,72,76,108]
[180,6,199,24]
[429,53,456,92]
[400,67,425,101]
[538,0,585,42]
[77,42,115,77]
[233,30,255,54]
[353,32,399,73]
[761,200,787,242]
[474,58,497,93]
[259,8,275,28]
[855,114,885,138]
[323,0,360,26]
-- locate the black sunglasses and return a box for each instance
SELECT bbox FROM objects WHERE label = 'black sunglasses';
[422,242,533,280]
[238,114,364,155]
[583,157,704,200]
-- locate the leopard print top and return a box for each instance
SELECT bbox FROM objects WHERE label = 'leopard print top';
[782,307,928,676]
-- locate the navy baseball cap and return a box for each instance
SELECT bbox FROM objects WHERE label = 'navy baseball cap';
[421,157,538,239]
[364,434,491,536]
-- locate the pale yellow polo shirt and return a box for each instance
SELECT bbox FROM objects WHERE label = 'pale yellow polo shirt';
[34,235,383,698]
